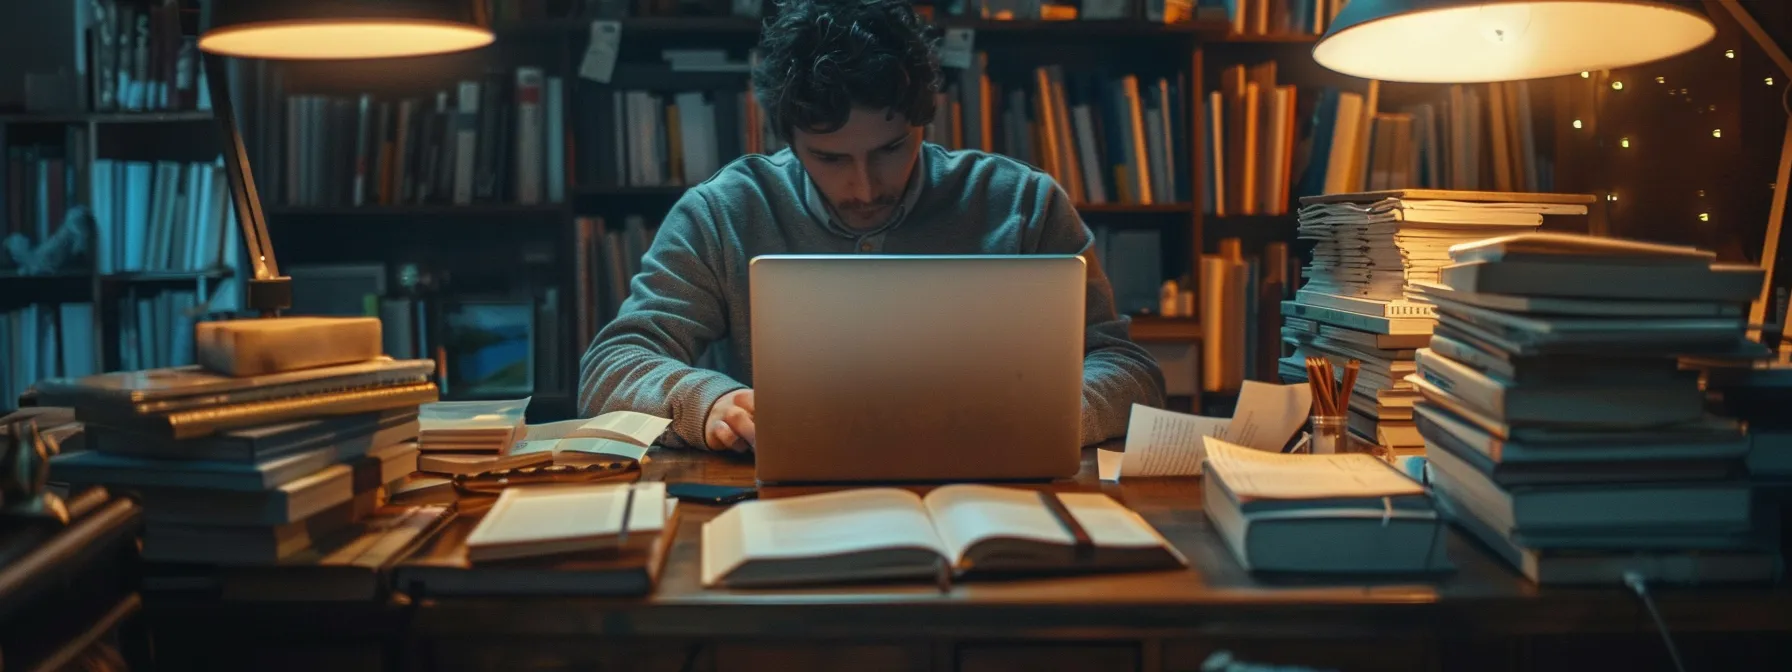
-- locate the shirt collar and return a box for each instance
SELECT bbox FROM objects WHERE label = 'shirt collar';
[803,145,929,239]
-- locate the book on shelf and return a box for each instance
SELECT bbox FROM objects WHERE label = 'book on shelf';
[927,59,1190,207]
[279,65,566,208]
[1214,0,1346,36]
[700,484,1186,588]
[1,303,95,412]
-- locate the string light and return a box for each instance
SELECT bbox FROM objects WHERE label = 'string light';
[1621,137,1631,148]
[1714,129,1724,138]
[1727,50,1736,58]
[1699,190,1707,197]
[1612,81,1625,90]
[1607,193,1619,202]
[1581,71,1591,78]
[1573,119,1584,129]
[1656,76,1666,84]
[1700,213,1711,222]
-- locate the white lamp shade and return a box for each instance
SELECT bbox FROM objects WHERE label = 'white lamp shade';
[1313,0,1718,83]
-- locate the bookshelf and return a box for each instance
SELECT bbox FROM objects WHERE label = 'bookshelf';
[197,0,1380,416]
[1,99,245,410]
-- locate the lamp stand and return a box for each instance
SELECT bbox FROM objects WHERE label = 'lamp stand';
[1719,0,1792,353]
[200,36,289,317]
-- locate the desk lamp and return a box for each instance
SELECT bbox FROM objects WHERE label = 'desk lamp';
[1313,0,1792,346]
[191,0,492,373]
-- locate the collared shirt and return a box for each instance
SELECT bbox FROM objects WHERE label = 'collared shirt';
[801,148,929,253]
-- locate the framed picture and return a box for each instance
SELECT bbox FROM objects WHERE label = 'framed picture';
[442,299,535,397]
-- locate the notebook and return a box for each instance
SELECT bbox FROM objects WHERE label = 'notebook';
[464,482,669,562]
[699,484,1186,589]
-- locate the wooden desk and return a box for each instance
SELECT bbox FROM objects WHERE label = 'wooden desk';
[147,446,1792,672]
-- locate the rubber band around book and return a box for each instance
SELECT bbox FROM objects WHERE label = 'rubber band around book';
[1038,491,1094,561]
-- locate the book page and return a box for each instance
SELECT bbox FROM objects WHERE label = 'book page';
[1203,437,1423,501]
[731,488,945,561]
[923,485,1170,563]
[1225,380,1314,453]
[1118,381,1310,477]
[577,411,671,446]
[924,485,1070,563]
[1120,405,1229,476]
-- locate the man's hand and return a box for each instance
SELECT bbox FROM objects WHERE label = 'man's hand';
[704,388,756,452]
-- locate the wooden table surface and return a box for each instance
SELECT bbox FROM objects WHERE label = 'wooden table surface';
[405,444,1792,641]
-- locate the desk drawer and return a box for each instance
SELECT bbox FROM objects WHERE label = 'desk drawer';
[957,642,1141,672]
[713,642,930,672]
[1162,637,1433,672]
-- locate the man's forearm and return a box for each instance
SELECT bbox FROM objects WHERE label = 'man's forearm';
[578,336,747,449]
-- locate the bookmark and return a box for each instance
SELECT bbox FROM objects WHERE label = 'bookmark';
[1038,491,1095,562]
[616,484,639,544]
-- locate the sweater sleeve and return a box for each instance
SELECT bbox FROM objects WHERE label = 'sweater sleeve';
[577,190,746,449]
[1030,177,1168,446]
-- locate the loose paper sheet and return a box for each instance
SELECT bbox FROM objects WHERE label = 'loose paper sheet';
[1203,436,1422,500]
[1116,381,1313,478]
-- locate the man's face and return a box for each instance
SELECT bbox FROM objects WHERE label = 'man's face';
[791,107,924,232]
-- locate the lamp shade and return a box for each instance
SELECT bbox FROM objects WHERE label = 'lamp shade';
[198,0,494,60]
[1312,0,1717,83]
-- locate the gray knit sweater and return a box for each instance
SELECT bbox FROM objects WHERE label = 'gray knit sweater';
[577,143,1166,449]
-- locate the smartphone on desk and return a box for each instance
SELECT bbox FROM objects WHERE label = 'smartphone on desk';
[666,482,758,505]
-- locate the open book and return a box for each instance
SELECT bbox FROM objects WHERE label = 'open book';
[700,485,1186,588]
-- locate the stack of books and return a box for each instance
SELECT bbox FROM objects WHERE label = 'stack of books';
[1280,189,1593,455]
[40,357,451,600]
[414,399,543,476]
[1409,232,1778,585]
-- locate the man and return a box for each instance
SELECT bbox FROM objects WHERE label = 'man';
[578,0,1165,452]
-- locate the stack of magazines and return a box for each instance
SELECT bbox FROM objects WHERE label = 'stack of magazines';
[1281,189,1593,456]
[40,357,453,600]
[1410,232,1776,585]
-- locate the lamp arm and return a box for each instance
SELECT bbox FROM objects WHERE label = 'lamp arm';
[201,50,291,317]
[1719,1,1792,344]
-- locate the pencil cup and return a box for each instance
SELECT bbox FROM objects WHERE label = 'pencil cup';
[1309,415,1348,455]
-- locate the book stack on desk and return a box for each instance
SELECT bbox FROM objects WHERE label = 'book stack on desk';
[414,398,545,476]
[37,357,453,599]
[1280,190,1593,456]
[1406,232,1779,585]
[394,481,678,597]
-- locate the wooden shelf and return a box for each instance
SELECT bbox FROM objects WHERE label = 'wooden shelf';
[0,110,212,124]
[266,204,568,217]
[576,186,690,197]
[1128,316,1201,342]
[500,16,763,36]
[100,268,233,283]
[1215,32,1322,43]
[0,271,91,282]
[1079,202,1195,214]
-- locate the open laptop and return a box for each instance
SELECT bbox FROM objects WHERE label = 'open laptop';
[748,255,1086,484]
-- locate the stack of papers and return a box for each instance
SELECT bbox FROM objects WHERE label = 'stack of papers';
[1298,198,1569,303]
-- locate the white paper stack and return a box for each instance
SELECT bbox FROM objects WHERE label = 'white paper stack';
[1282,191,1594,456]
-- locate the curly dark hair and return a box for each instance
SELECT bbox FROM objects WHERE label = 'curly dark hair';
[752,0,941,142]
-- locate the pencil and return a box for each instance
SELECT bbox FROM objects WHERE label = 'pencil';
[1340,360,1360,416]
